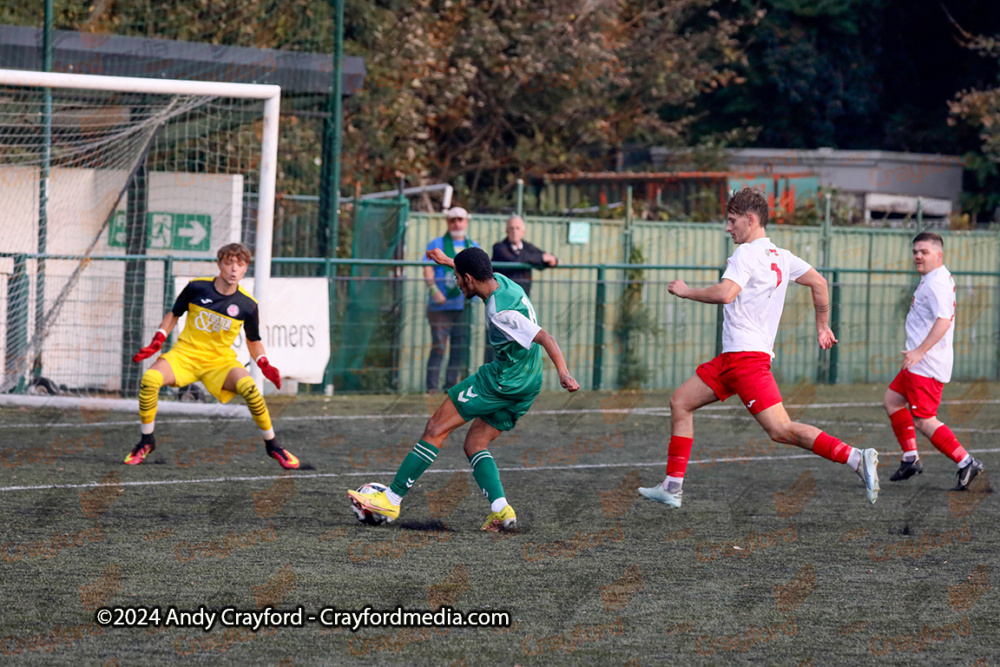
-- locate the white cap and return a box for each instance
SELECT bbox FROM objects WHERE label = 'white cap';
[444,206,469,219]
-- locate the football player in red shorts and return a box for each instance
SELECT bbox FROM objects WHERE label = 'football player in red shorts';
[884,232,983,490]
[639,187,880,508]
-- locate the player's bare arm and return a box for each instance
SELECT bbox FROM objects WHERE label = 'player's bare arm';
[156,311,180,336]
[902,317,951,369]
[426,247,456,268]
[794,268,838,350]
[532,329,579,392]
[423,263,447,305]
[667,278,741,304]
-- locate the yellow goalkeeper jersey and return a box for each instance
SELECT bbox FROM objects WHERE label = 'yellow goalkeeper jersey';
[170,277,261,362]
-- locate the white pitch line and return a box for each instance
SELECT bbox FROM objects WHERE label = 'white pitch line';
[2,448,999,494]
[4,397,1000,429]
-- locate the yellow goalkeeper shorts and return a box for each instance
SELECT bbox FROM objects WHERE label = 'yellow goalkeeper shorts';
[159,348,246,404]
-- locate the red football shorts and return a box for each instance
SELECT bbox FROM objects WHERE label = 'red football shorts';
[696,352,782,415]
[888,368,943,419]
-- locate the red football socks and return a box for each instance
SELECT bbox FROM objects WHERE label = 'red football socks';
[889,409,918,456]
[666,436,694,478]
[930,424,968,464]
[812,432,850,464]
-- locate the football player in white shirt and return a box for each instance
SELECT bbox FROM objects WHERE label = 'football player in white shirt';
[639,187,880,508]
[884,232,984,490]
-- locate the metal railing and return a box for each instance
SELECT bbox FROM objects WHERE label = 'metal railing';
[2,252,997,395]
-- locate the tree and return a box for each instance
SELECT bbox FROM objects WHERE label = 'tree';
[693,0,885,148]
[343,0,754,207]
[3,0,755,209]
[949,28,1000,223]
[950,31,1000,160]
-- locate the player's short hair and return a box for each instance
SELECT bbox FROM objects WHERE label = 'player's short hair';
[913,232,944,249]
[727,187,770,228]
[454,247,494,281]
[217,243,252,265]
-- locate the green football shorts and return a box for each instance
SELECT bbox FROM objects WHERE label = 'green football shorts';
[447,370,539,432]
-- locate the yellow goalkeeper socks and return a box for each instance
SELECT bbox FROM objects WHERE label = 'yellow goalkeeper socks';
[236,375,274,439]
[138,369,163,432]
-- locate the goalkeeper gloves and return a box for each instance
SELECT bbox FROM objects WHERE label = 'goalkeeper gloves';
[256,355,282,389]
[132,330,167,362]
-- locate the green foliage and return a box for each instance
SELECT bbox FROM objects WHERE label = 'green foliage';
[946,22,1000,223]
[615,243,660,387]
[15,0,999,224]
[775,197,822,227]
[340,0,756,208]
[694,0,885,148]
[957,152,1000,225]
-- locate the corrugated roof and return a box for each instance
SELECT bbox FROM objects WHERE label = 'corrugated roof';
[0,25,365,96]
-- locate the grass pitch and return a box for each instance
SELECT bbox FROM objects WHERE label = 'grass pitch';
[1,381,998,665]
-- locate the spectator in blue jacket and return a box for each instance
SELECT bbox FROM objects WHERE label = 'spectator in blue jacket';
[423,207,480,392]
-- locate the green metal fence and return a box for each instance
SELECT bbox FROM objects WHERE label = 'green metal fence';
[406,212,1000,276]
[301,258,996,394]
[2,241,998,396]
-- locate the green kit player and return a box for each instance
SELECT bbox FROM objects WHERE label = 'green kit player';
[348,247,579,531]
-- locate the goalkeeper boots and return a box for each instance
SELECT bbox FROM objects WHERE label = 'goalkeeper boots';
[124,435,155,465]
[347,489,400,521]
[481,504,517,532]
[266,440,300,470]
[889,458,923,482]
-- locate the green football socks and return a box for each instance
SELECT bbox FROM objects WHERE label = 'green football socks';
[469,450,506,505]
[389,439,439,498]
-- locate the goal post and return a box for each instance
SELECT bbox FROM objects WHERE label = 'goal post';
[0,68,280,405]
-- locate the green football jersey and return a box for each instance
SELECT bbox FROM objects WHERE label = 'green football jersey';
[481,273,543,394]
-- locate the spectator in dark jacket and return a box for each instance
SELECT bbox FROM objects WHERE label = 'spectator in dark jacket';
[486,216,558,362]
[490,216,558,297]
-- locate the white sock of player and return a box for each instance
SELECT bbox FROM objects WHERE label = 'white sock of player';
[846,448,861,472]
[140,422,155,435]
[902,451,919,462]
[385,488,403,506]
[957,454,972,468]
[664,476,683,494]
[490,497,508,512]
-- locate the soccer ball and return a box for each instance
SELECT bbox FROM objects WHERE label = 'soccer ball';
[350,482,392,525]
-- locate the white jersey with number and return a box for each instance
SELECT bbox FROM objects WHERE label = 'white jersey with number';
[906,265,955,383]
[721,237,812,357]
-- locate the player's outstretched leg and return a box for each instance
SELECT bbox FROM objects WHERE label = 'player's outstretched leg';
[350,438,440,522]
[465,419,516,531]
[125,368,162,465]
[756,405,880,505]
[348,397,466,522]
[804,430,879,504]
[234,375,298,470]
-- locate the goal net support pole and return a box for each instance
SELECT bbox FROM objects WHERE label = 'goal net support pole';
[0,68,280,392]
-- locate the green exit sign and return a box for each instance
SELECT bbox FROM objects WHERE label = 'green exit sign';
[109,212,211,251]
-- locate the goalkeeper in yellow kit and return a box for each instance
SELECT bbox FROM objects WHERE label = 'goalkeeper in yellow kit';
[124,243,299,469]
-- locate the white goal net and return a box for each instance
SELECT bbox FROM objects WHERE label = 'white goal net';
[0,69,279,401]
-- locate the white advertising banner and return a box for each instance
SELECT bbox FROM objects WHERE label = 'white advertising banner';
[173,276,329,383]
